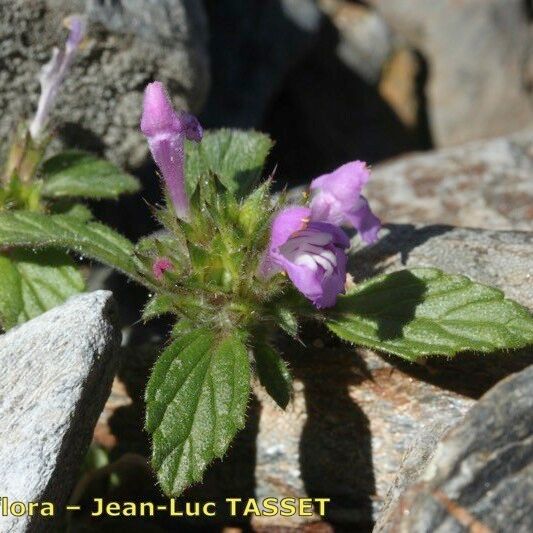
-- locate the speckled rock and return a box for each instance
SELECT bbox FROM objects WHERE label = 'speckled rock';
[367,0,533,147]
[367,129,533,232]
[0,0,209,168]
[0,291,120,533]
[253,349,475,529]
[373,364,533,533]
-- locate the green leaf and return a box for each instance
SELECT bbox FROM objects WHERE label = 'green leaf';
[145,329,251,496]
[49,200,93,221]
[11,249,85,323]
[0,249,85,330]
[185,130,273,197]
[0,254,23,330]
[327,268,533,361]
[254,344,292,409]
[0,211,139,281]
[142,294,177,321]
[275,307,299,339]
[40,151,140,199]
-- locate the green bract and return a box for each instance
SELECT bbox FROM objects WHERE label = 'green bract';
[0,128,531,497]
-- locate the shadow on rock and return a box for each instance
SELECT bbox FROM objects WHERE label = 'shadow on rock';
[263,16,431,186]
[349,223,454,281]
[285,329,376,532]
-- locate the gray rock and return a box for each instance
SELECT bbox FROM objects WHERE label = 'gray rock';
[374,421,454,530]
[0,0,209,168]
[0,291,120,533]
[367,0,533,147]
[252,350,475,529]
[320,0,394,86]
[202,0,321,129]
[374,364,533,533]
[367,129,533,232]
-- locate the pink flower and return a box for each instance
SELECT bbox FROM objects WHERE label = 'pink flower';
[260,207,350,308]
[152,257,173,280]
[310,161,381,244]
[141,81,202,220]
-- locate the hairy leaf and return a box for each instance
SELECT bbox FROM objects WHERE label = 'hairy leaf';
[12,249,85,323]
[186,130,273,196]
[49,201,93,222]
[0,254,23,330]
[0,249,84,330]
[142,294,177,321]
[275,307,299,339]
[41,151,140,199]
[0,211,139,281]
[254,343,292,409]
[327,268,533,361]
[146,329,250,496]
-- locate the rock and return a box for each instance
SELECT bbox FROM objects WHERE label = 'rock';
[350,224,533,309]
[373,364,533,533]
[321,1,421,128]
[252,349,475,529]
[0,0,209,168]
[0,291,120,533]
[261,2,428,183]
[367,0,533,147]
[320,0,394,85]
[374,421,453,527]
[202,0,321,129]
[367,129,533,232]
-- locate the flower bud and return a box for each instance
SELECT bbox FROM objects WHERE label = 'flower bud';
[141,82,202,221]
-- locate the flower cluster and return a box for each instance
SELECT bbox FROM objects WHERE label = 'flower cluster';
[141,82,380,309]
[259,162,380,308]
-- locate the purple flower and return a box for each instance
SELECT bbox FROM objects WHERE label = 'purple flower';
[310,161,381,244]
[152,257,173,280]
[29,15,87,140]
[141,81,202,221]
[260,207,350,308]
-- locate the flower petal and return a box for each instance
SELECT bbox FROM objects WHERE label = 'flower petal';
[269,206,311,250]
[344,196,381,244]
[310,161,370,212]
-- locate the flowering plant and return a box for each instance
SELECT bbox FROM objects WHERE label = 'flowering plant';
[0,15,139,330]
[0,81,532,496]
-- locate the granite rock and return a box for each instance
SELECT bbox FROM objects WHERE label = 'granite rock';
[373,364,533,533]
[367,129,533,232]
[0,291,120,533]
[367,0,533,147]
[0,0,209,168]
